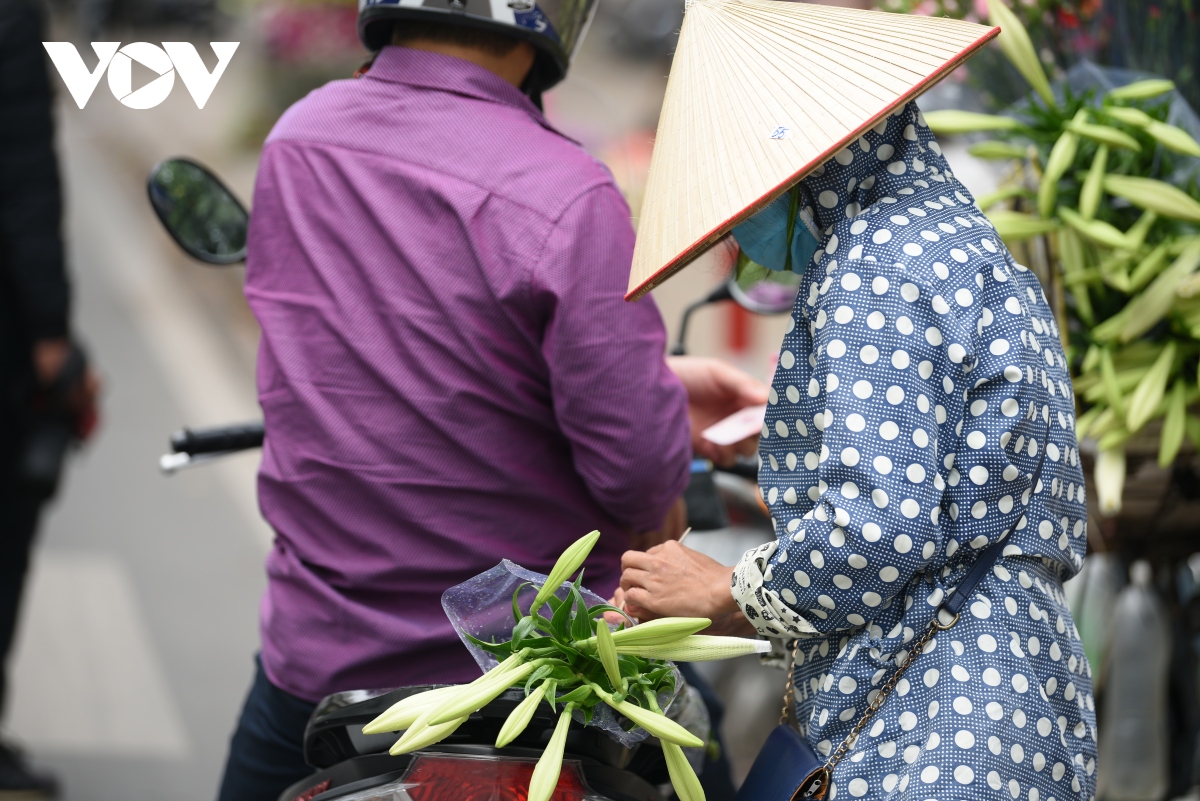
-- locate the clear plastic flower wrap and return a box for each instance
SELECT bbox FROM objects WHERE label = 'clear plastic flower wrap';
[441,558,686,748]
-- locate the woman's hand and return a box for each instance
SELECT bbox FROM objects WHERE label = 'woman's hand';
[616,541,757,636]
[667,356,767,467]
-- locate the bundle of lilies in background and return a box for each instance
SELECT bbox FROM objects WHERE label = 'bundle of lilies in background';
[362,531,769,801]
[923,0,1200,515]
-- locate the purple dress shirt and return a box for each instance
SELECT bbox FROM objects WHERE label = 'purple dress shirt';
[244,46,691,702]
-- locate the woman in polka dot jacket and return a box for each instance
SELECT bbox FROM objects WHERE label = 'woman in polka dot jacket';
[619,102,1097,800]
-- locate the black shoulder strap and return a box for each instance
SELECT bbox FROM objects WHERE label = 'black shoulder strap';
[940,416,1053,617]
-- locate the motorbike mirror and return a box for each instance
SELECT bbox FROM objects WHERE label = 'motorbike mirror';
[147,158,248,265]
[728,259,803,315]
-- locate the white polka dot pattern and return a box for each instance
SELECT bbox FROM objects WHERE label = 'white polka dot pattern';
[731,103,1096,801]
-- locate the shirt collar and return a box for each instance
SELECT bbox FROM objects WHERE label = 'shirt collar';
[364,45,562,134]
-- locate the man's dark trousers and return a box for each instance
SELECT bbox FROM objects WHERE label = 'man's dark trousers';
[217,658,316,801]
[0,434,45,717]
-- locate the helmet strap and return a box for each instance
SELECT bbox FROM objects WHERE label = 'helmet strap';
[353,56,377,78]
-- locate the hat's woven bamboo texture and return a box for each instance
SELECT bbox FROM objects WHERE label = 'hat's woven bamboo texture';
[626,0,999,300]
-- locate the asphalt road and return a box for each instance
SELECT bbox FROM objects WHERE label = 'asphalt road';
[5,85,270,801]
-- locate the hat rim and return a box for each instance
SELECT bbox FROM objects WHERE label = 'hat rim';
[624,22,1000,302]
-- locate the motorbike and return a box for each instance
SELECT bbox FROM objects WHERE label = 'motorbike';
[277,684,684,801]
[145,157,801,800]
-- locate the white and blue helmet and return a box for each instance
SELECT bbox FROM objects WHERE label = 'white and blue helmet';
[357,0,597,92]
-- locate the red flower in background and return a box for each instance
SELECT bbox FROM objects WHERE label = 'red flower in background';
[1057,7,1080,27]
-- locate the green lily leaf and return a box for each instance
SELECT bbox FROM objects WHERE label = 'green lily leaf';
[570,587,594,643]
[556,685,593,705]
[618,657,642,678]
[512,583,531,624]
[587,603,634,625]
[550,588,574,642]
[464,632,514,659]
[525,663,559,693]
[511,615,537,649]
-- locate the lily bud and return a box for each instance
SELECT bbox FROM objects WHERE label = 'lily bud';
[987,210,1058,243]
[427,661,537,725]
[985,0,1055,106]
[1126,342,1176,432]
[616,635,772,662]
[1104,175,1200,224]
[596,619,624,691]
[389,713,468,755]
[363,685,462,734]
[495,680,554,748]
[1063,120,1141,151]
[591,687,703,748]
[663,741,706,801]
[532,531,601,611]
[922,110,1019,135]
[610,618,711,647]
[1095,448,1126,518]
[527,705,574,801]
[1107,79,1174,101]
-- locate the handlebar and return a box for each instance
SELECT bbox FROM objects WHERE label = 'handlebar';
[170,422,264,455]
[159,421,264,474]
[713,458,758,481]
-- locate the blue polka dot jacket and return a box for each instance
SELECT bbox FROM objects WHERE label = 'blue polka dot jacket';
[731,102,1098,800]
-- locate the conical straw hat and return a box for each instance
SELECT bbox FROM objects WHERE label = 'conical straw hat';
[626,0,998,300]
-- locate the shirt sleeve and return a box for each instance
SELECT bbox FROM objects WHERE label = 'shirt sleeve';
[530,183,691,532]
[0,0,69,341]
[734,263,974,637]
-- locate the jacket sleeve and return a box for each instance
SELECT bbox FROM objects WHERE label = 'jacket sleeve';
[0,0,69,341]
[530,183,691,532]
[733,263,974,637]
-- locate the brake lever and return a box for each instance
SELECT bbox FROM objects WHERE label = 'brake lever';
[159,450,240,474]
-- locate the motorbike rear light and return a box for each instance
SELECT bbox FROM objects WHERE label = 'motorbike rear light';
[292,779,331,801]
[405,754,603,801]
[329,753,612,801]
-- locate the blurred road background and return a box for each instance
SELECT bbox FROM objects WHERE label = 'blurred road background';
[3,6,998,799]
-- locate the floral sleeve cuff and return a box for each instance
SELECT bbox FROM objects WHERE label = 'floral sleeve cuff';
[732,542,820,638]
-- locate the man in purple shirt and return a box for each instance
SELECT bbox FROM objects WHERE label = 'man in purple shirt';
[216,7,766,800]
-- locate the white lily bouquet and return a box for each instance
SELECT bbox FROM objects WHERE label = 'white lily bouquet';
[363,531,769,801]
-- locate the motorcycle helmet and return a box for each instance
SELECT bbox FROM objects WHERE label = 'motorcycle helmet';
[357,0,597,94]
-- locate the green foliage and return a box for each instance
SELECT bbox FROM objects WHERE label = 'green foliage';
[877,0,1200,114]
[926,1,1200,508]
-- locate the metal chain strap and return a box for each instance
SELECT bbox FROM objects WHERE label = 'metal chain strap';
[779,638,801,726]
[780,610,960,776]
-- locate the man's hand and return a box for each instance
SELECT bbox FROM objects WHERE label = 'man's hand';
[32,338,101,427]
[667,356,768,466]
[616,540,757,636]
[32,338,71,385]
[629,496,687,551]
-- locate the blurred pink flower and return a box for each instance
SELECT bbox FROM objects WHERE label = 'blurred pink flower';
[912,0,937,14]
[974,0,989,17]
[263,2,360,63]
